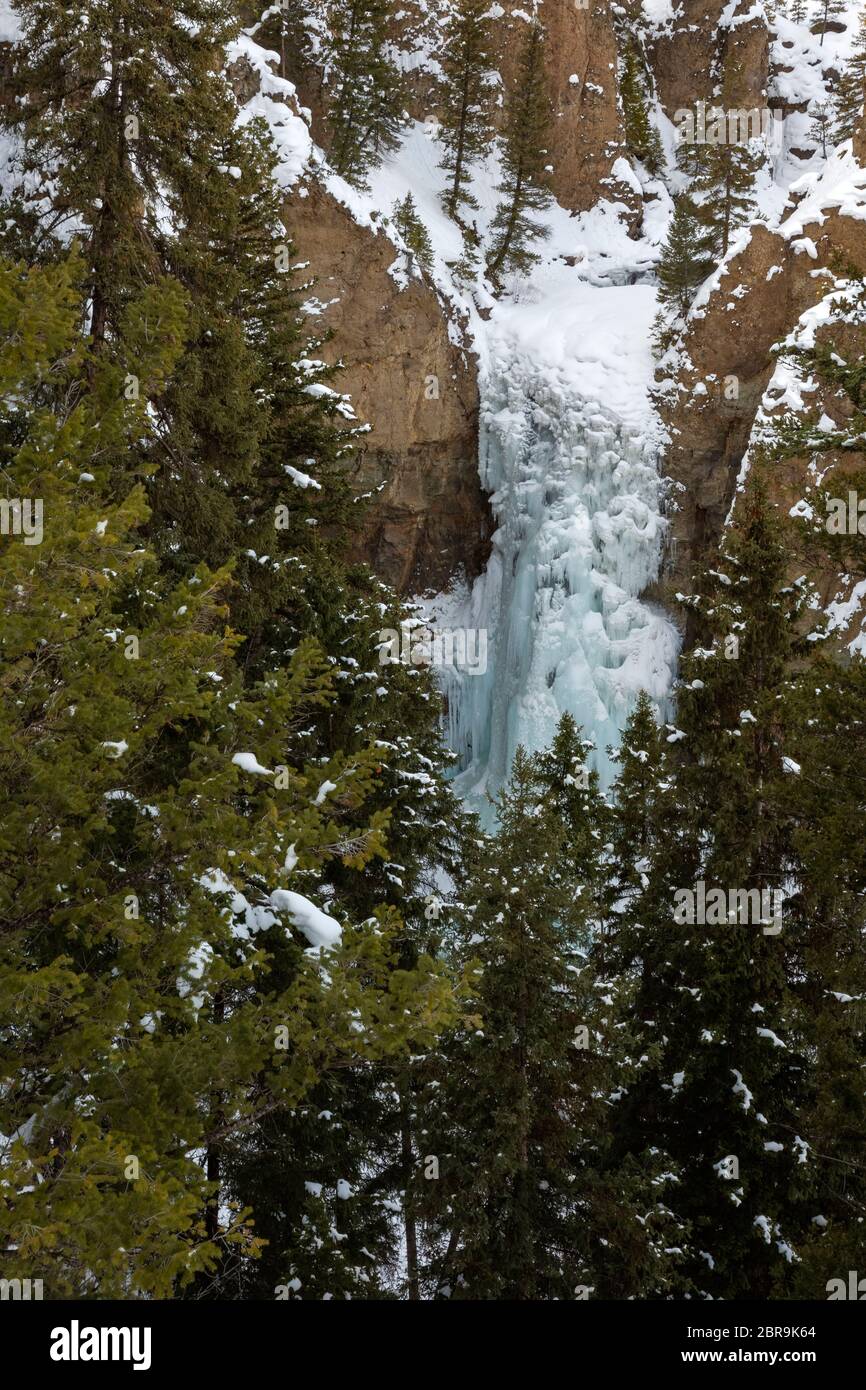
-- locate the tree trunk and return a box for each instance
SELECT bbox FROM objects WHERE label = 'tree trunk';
[400,1075,420,1299]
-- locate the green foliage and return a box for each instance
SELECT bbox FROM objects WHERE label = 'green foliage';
[691,136,762,258]
[655,194,716,322]
[486,20,552,285]
[392,192,434,273]
[437,0,494,220]
[809,100,832,159]
[415,734,689,1300]
[8,0,239,345]
[833,11,866,144]
[768,273,866,577]
[619,39,664,175]
[325,0,406,188]
[5,0,354,679]
[0,252,462,1297]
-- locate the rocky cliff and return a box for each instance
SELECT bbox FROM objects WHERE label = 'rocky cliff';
[225,1,866,661]
[657,111,866,651]
[281,182,488,593]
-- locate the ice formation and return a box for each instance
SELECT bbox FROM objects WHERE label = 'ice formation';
[439,315,680,810]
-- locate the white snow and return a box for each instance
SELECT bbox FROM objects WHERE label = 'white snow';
[269,888,343,949]
[226,34,312,189]
[101,740,129,758]
[0,0,21,42]
[232,751,274,776]
[732,1069,753,1112]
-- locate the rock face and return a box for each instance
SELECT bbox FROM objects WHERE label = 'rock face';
[497,0,633,219]
[281,184,489,595]
[651,0,770,120]
[658,168,866,636]
[227,38,489,597]
[657,224,813,588]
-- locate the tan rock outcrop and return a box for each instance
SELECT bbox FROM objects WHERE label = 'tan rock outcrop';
[281,183,489,594]
[227,39,489,596]
[652,0,770,120]
[493,1,639,221]
[659,192,866,619]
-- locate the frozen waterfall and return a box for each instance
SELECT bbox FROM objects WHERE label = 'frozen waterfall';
[429,286,680,814]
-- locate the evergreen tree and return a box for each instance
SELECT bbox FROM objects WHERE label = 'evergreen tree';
[416,742,688,1299]
[0,251,461,1296]
[755,289,866,1294]
[7,0,238,348]
[768,273,866,487]
[611,481,812,1298]
[219,592,479,1300]
[255,0,316,84]
[534,712,611,935]
[809,99,832,159]
[619,39,664,175]
[6,0,356,676]
[325,0,406,188]
[392,192,434,273]
[691,135,762,258]
[606,692,669,950]
[815,0,846,45]
[416,747,589,1298]
[833,9,866,145]
[780,660,866,1297]
[486,20,552,284]
[655,194,716,318]
[437,0,494,220]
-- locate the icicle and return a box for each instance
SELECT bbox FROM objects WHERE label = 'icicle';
[439,350,680,816]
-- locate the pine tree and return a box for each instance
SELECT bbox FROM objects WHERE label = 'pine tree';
[833,9,866,145]
[787,0,807,21]
[691,136,762,259]
[606,693,669,947]
[437,0,494,221]
[0,249,465,1298]
[753,297,866,1294]
[415,747,589,1298]
[392,192,434,273]
[768,273,866,491]
[611,481,815,1298]
[255,0,316,84]
[655,194,716,318]
[326,0,406,188]
[619,39,664,175]
[6,0,356,676]
[534,713,611,934]
[780,660,866,1297]
[7,0,239,349]
[815,0,846,45]
[219,587,479,1300]
[415,741,689,1299]
[486,20,552,285]
[809,99,832,159]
